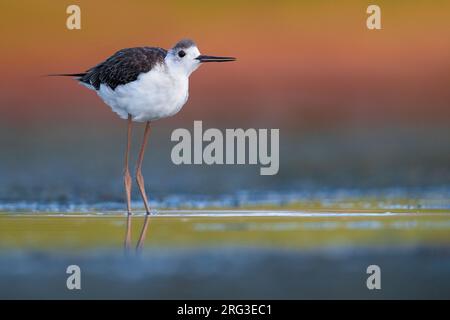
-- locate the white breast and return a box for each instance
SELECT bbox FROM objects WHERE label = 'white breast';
[96,64,189,122]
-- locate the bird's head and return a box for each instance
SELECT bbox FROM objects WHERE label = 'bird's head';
[166,39,236,76]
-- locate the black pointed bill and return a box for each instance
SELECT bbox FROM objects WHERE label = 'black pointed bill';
[196,55,236,63]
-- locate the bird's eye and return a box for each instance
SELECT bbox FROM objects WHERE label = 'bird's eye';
[178,50,186,58]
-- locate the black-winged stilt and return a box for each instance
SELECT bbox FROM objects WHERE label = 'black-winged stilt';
[51,39,236,215]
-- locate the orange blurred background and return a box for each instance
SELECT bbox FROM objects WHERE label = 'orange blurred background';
[0,1,449,202]
[1,0,449,128]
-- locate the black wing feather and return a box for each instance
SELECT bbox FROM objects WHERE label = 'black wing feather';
[79,47,167,90]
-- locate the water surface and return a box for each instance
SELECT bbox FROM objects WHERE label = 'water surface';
[1,206,450,299]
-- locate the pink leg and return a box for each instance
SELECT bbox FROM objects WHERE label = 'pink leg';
[123,115,133,250]
[135,121,152,214]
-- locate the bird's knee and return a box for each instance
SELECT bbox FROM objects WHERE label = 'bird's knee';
[135,169,144,185]
[123,169,132,187]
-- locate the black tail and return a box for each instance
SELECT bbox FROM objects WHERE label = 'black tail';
[47,73,86,77]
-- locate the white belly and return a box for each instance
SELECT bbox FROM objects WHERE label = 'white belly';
[96,65,189,122]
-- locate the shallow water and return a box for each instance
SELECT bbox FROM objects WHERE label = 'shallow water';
[1,207,450,299]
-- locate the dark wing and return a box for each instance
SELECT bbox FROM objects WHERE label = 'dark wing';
[78,47,167,90]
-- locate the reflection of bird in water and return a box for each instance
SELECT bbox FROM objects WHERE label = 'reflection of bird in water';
[50,39,235,215]
[124,214,151,252]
